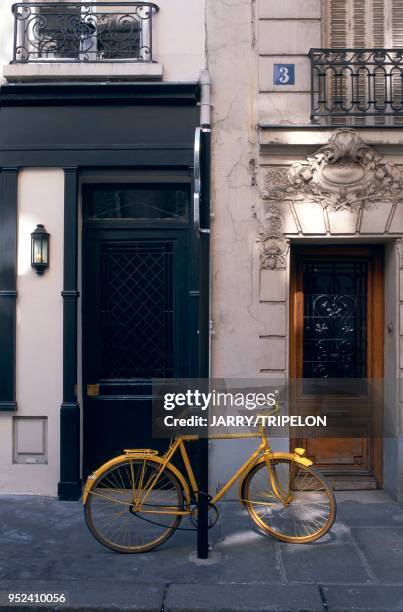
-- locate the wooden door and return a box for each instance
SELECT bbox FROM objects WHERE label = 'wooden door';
[290,246,384,489]
[81,182,192,476]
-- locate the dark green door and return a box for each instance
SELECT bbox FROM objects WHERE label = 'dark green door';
[82,184,191,476]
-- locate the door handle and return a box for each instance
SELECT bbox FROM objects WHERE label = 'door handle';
[87,384,99,397]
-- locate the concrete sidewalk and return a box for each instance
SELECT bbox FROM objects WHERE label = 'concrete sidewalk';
[0,491,403,611]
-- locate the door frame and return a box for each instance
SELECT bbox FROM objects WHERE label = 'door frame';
[80,176,197,476]
[289,244,384,486]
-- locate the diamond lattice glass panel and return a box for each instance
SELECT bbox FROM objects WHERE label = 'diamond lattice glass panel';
[101,242,174,380]
[303,260,367,378]
[84,184,189,220]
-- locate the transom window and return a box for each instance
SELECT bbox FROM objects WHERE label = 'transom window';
[83,184,190,220]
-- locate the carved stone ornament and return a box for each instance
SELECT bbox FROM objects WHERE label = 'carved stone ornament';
[258,204,288,270]
[263,129,403,212]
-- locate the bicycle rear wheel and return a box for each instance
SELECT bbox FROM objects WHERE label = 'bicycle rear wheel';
[84,457,183,553]
[242,458,336,543]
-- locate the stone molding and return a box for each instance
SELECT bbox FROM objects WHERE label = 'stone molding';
[4,62,164,83]
[263,129,403,213]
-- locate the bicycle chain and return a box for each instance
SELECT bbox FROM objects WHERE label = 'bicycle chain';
[129,494,218,532]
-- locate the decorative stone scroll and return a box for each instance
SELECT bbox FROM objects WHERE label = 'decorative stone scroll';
[258,204,288,270]
[263,129,403,212]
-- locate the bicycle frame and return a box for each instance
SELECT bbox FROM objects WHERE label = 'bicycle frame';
[137,428,291,515]
[82,423,335,552]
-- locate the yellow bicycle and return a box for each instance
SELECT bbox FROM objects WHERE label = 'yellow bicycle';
[83,418,336,553]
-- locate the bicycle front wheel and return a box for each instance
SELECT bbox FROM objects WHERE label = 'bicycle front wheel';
[242,459,336,543]
[84,457,183,553]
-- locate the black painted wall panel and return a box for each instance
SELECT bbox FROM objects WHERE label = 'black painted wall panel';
[0,168,18,410]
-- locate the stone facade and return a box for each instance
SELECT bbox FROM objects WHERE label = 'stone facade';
[0,0,402,500]
[207,0,403,499]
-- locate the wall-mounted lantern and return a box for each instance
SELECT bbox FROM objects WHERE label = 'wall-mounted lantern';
[31,224,50,275]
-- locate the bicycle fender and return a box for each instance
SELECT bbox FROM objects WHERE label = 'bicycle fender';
[83,453,191,508]
[238,452,313,502]
[270,451,313,468]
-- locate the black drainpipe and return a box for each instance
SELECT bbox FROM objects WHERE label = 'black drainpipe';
[197,70,212,559]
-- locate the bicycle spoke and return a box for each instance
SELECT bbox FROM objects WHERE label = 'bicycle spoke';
[244,459,335,542]
[85,458,183,553]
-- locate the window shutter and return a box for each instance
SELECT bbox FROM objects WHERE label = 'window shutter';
[391,0,403,123]
[325,1,350,123]
[353,0,369,46]
[326,0,388,47]
[325,1,402,124]
[327,0,350,47]
[371,1,385,46]
[391,0,403,46]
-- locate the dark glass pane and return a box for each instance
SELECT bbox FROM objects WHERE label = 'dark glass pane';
[100,243,173,380]
[36,7,140,60]
[84,184,189,220]
[302,260,367,379]
[97,20,141,60]
[38,7,83,59]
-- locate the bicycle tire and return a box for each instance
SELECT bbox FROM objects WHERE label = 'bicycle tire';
[241,458,336,543]
[84,457,183,553]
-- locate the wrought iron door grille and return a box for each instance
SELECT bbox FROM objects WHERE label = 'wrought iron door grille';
[11,2,159,63]
[310,48,403,121]
[302,261,367,379]
[100,242,173,380]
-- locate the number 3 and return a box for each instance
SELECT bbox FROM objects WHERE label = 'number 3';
[279,67,290,84]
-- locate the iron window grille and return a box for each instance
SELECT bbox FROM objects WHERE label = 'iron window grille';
[310,48,403,122]
[11,2,159,63]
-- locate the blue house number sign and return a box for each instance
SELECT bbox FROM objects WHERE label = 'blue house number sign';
[273,64,295,85]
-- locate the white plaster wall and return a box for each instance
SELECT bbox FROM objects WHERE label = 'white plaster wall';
[0,169,64,496]
[257,0,322,125]
[207,0,260,380]
[154,0,205,81]
[0,0,14,84]
[0,0,206,83]
[206,0,289,496]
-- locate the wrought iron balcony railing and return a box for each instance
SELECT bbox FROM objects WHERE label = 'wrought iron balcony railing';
[11,2,159,63]
[310,48,403,121]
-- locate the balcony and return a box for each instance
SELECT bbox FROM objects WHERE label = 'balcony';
[4,2,162,82]
[309,48,403,124]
